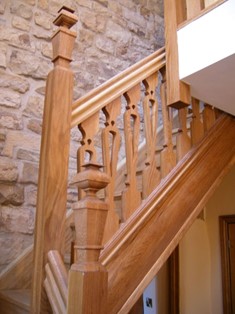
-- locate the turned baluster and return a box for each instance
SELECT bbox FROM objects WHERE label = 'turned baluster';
[160,69,176,177]
[31,7,78,313]
[102,99,121,243]
[142,73,161,198]
[68,163,109,314]
[122,85,142,221]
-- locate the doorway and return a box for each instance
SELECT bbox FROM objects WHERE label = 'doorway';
[219,215,235,314]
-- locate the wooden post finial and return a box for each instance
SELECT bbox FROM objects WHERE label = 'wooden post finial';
[51,7,78,66]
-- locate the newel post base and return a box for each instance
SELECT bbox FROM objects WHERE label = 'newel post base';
[67,163,110,314]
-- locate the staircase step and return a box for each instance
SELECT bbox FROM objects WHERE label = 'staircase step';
[0,289,30,314]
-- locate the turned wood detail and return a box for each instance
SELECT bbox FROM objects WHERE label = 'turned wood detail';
[122,85,142,221]
[142,73,161,198]
[31,7,77,314]
[68,163,109,314]
[191,98,204,145]
[102,99,121,243]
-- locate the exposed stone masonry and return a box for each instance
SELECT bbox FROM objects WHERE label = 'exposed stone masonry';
[0,0,164,272]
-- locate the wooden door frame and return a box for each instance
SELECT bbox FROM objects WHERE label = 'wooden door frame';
[219,215,235,314]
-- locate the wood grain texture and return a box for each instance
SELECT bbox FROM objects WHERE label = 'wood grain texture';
[100,114,235,314]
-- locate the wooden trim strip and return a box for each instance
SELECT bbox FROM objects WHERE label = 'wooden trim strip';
[71,48,166,128]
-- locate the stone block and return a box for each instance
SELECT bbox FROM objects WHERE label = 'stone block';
[76,0,93,9]
[9,50,51,80]
[0,0,6,15]
[0,158,18,182]
[25,185,37,206]
[17,148,40,163]
[41,42,53,59]
[27,118,42,134]
[123,8,146,28]
[10,1,33,20]
[12,16,31,31]
[0,70,30,93]
[0,111,22,130]
[80,9,97,31]
[23,95,44,118]
[0,43,6,68]
[0,26,35,52]
[34,11,52,30]
[38,0,48,10]
[0,232,33,269]
[2,130,40,157]
[0,184,24,206]
[0,206,35,234]
[106,20,131,44]
[0,88,21,109]
[21,162,39,184]
[95,35,115,54]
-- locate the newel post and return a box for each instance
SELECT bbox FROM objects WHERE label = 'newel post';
[31,7,78,313]
[68,163,109,314]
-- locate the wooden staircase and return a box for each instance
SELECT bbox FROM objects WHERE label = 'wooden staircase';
[0,1,234,313]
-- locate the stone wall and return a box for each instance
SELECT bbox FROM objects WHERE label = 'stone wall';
[0,0,164,272]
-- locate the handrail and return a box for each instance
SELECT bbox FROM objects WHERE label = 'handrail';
[71,47,166,128]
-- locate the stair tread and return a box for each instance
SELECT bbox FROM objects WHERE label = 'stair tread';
[0,289,30,310]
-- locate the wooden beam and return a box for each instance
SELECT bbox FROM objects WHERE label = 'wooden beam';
[31,7,78,313]
[164,0,191,108]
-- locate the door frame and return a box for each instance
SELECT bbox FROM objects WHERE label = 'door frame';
[219,215,235,314]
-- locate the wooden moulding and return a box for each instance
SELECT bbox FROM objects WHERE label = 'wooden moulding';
[100,115,235,313]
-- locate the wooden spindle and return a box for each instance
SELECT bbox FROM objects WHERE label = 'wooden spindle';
[31,7,78,313]
[190,98,204,145]
[160,71,176,177]
[102,99,121,243]
[122,85,142,221]
[203,104,216,132]
[176,107,191,160]
[142,73,161,198]
[68,163,109,314]
[186,0,204,19]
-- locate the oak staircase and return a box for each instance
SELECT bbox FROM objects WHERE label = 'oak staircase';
[1,1,235,313]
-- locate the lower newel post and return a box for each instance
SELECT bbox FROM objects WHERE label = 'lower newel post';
[67,163,110,314]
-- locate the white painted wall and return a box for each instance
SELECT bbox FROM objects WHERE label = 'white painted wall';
[180,165,235,314]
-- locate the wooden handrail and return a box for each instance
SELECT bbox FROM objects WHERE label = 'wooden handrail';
[71,47,166,128]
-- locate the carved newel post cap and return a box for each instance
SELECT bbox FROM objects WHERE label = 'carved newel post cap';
[51,6,78,65]
[53,6,78,29]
